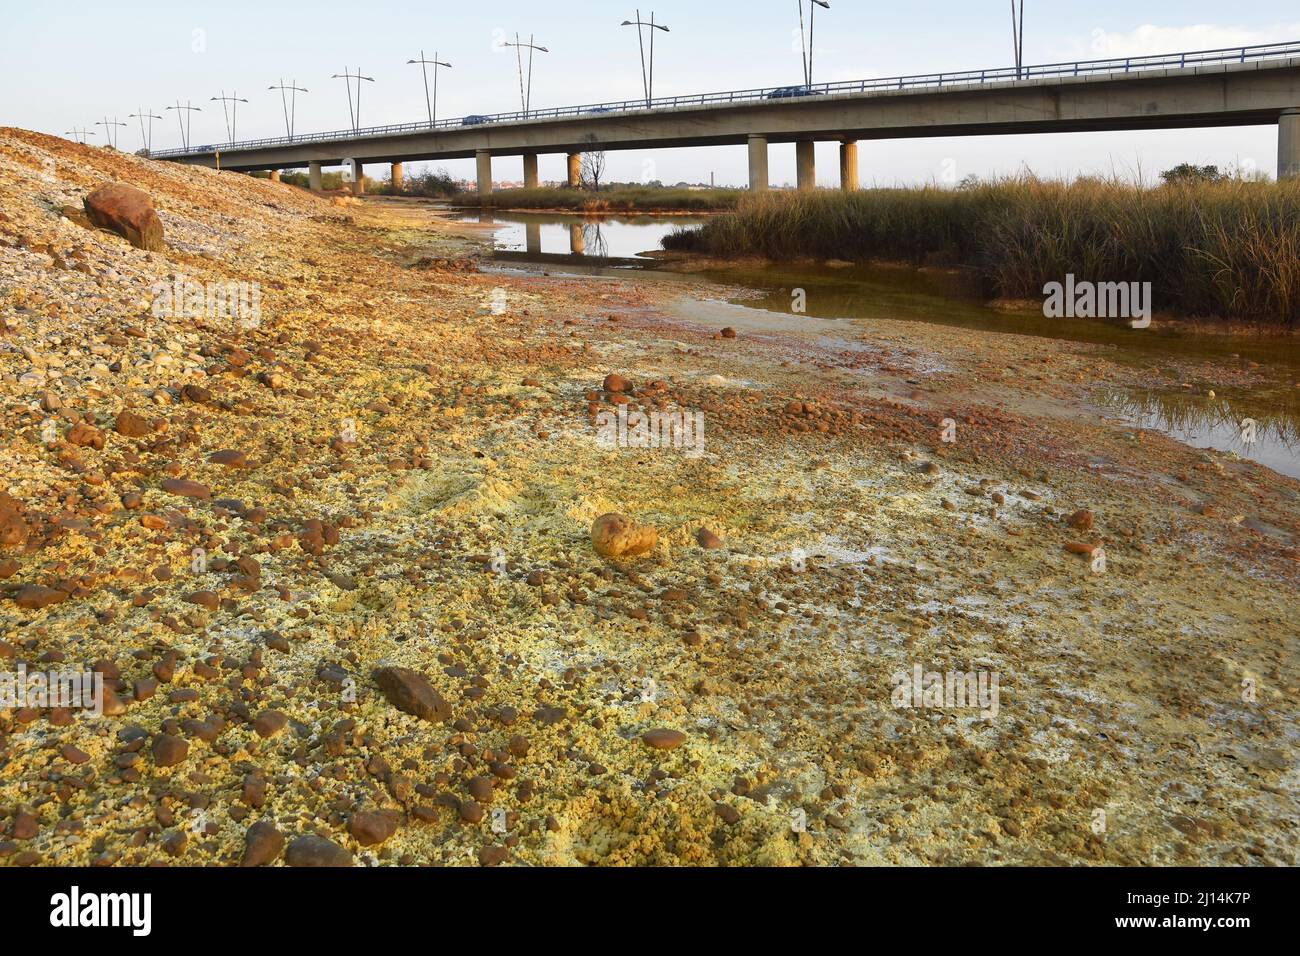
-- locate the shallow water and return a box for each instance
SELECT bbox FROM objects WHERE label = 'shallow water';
[470,210,1300,480]
[1095,386,1300,479]
[454,209,707,262]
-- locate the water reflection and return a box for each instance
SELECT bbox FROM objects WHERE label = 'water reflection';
[1097,386,1300,479]
[454,209,707,262]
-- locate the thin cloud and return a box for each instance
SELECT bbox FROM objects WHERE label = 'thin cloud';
[1072,22,1300,59]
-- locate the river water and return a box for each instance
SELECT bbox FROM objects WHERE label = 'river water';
[464,208,1300,480]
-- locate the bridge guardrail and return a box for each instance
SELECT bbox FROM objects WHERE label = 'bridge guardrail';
[151,40,1300,158]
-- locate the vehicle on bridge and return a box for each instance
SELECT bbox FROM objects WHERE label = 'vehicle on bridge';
[766,86,824,100]
[462,115,492,126]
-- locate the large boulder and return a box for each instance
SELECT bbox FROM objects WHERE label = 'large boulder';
[83,183,164,252]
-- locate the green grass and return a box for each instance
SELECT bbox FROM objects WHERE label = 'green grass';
[661,177,1300,325]
[460,185,743,213]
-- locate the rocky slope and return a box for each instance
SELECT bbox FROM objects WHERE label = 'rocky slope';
[0,128,1296,866]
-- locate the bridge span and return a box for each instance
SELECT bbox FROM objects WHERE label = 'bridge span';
[154,42,1300,191]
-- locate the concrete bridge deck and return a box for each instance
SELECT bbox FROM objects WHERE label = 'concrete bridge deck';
[155,44,1300,190]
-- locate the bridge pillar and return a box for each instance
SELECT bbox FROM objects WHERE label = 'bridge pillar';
[476,150,493,196]
[796,141,817,190]
[569,222,586,254]
[308,161,322,191]
[526,222,542,255]
[269,170,281,183]
[351,161,365,196]
[523,153,540,189]
[1280,109,1300,180]
[747,135,769,192]
[839,142,859,192]
[391,162,404,190]
[566,152,581,188]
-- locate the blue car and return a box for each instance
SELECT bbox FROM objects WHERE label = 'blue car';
[766,86,823,100]
[462,114,492,126]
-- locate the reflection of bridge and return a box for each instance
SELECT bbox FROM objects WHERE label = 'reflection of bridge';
[154,42,1300,190]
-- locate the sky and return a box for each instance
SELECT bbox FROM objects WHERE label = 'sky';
[4,1,1300,187]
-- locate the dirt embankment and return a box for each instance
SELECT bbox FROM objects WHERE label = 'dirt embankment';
[0,127,1296,867]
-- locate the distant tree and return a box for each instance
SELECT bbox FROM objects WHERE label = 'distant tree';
[404,168,464,198]
[1160,163,1226,185]
[580,135,607,192]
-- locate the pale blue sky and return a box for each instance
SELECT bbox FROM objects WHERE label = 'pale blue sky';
[4,1,1299,186]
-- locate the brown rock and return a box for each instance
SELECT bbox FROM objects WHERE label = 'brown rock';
[373,666,452,722]
[83,182,165,252]
[603,373,631,393]
[241,820,284,866]
[151,734,189,767]
[467,776,494,802]
[285,835,352,867]
[100,687,129,716]
[114,410,152,437]
[160,478,211,499]
[60,745,90,764]
[242,774,267,808]
[253,710,288,738]
[1066,509,1095,531]
[209,449,248,468]
[67,422,103,448]
[696,527,723,549]
[478,845,509,866]
[642,728,687,750]
[590,512,658,559]
[720,327,737,338]
[348,810,399,846]
[0,493,30,550]
[14,585,67,610]
[184,590,219,611]
[12,810,38,840]
[160,830,187,857]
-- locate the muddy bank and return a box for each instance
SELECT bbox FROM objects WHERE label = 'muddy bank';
[0,127,1296,867]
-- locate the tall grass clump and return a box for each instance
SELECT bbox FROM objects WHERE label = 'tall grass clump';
[662,176,1300,325]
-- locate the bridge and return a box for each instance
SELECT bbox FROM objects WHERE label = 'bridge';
[154,42,1300,191]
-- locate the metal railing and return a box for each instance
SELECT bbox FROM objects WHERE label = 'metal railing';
[152,40,1300,158]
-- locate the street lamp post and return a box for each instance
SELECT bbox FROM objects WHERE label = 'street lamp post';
[210,91,249,143]
[798,0,830,88]
[129,109,163,153]
[269,80,308,140]
[502,34,549,120]
[64,128,95,145]
[621,11,670,108]
[95,117,128,150]
[165,101,202,151]
[332,68,375,131]
[407,51,452,128]
[1010,1,1026,79]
